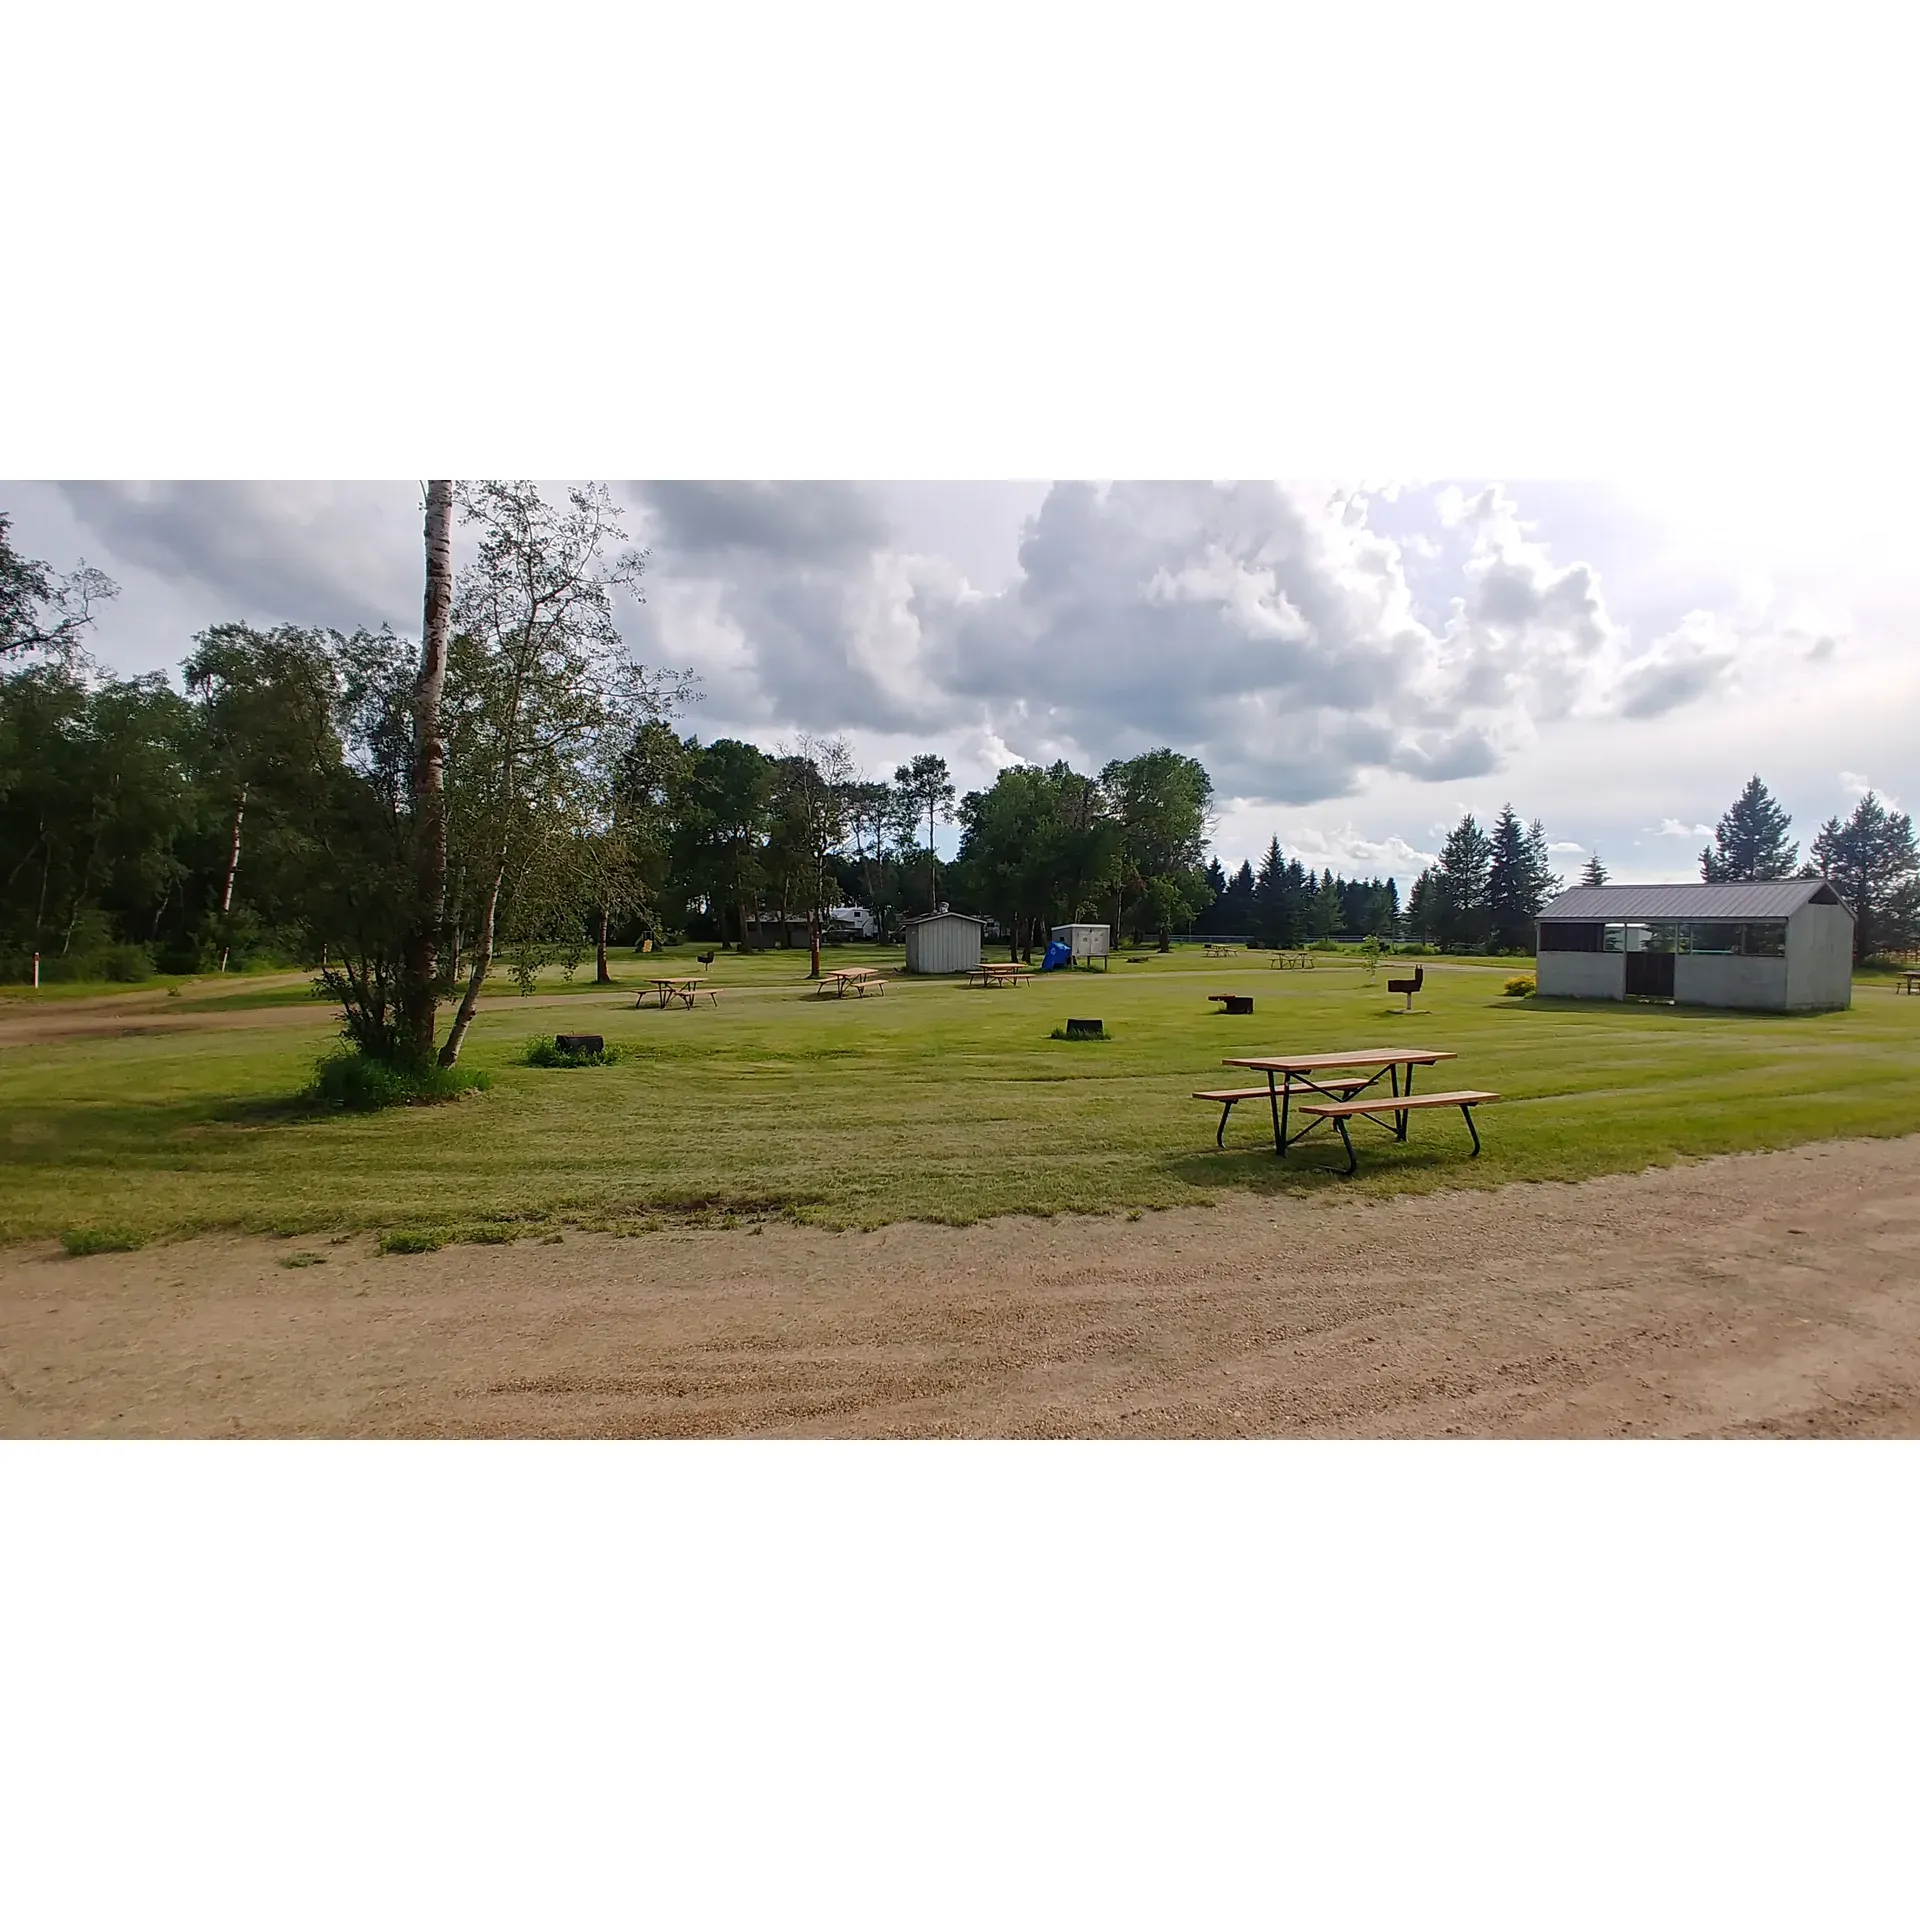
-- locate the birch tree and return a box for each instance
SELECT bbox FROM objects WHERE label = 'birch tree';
[400,481,454,1060]
[435,483,688,1068]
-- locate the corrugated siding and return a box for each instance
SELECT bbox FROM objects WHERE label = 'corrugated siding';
[904,915,982,973]
[1538,881,1842,920]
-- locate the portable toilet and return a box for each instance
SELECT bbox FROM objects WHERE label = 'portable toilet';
[1049,922,1111,970]
[903,907,987,974]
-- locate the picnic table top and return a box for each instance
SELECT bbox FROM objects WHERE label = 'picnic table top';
[650,976,705,985]
[1222,1048,1457,1073]
[824,965,882,979]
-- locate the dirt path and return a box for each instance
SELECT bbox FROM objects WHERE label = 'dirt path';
[5,1133,1919,1437]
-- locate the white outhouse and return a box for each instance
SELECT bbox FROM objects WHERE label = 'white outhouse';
[1534,880,1853,1011]
[902,908,987,974]
[1049,922,1111,970]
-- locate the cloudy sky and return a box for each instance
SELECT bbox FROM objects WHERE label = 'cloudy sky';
[7,478,1912,889]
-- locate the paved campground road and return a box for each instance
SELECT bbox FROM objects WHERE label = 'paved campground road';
[5,1133,1920,1437]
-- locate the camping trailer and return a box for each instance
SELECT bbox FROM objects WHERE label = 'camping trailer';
[1534,880,1853,1011]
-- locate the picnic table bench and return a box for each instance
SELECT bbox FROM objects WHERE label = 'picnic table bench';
[1219,1049,1458,1155]
[1193,1077,1368,1148]
[818,966,886,998]
[1293,1089,1500,1175]
[968,963,1027,987]
[641,976,718,1009]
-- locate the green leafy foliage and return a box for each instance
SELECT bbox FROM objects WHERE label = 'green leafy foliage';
[379,1228,446,1255]
[61,1226,146,1255]
[521,1036,623,1068]
[307,1049,489,1111]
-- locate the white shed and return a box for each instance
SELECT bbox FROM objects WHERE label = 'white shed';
[1535,880,1853,1011]
[903,908,987,974]
[1050,922,1111,970]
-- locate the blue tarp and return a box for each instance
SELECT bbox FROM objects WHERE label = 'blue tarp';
[1041,941,1071,971]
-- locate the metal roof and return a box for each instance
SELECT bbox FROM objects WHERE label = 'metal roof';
[901,908,991,926]
[1537,880,1846,920]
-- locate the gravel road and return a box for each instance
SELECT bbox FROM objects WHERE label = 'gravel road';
[5,1134,1918,1437]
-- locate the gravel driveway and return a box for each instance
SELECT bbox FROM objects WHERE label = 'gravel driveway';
[5,1134,1918,1437]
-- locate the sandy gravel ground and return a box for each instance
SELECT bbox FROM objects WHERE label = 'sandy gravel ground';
[4,1134,1919,1438]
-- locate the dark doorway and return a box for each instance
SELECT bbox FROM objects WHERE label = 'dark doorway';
[1625,950,1675,998]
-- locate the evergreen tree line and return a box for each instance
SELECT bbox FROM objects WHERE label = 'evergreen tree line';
[1189,849,1400,948]
[1672,772,1918,963]
[1402,806,1561,954]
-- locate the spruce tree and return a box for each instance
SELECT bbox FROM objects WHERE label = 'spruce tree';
[1433,814,1493,951]
[1523,817,1561,914]
[1252,836,1284,945]
[1809,791,1920,962]
[1485,804,1532,951]
[1701,775,1798,882]
[1580,850,1608,886]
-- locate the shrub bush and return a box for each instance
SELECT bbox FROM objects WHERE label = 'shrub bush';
[307,1050,490,1111]
[1503,974,1537,997]
[522,1036,623,1068]
[103,943,157,982]
[379,1228,446,1255]
[62,1226,146,1256]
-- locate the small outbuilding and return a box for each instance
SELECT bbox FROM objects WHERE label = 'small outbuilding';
[1049,922,1111,970]
[1535,880,1853,1011]
[903,906,988,974]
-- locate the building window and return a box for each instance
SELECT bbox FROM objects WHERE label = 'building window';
[1539,921,1604,952]
[1681,920,1785,957]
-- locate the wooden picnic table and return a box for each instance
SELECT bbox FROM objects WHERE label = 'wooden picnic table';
[641,976,717,1009]
[968,963,1027,987]
[818,966,886,998]
[1269,950,1315,969]
[1203,943,1236,958]
[1221,1048,1457,1156]
[1900,970,1920,995]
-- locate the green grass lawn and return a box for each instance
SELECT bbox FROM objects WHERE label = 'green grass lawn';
[2,942,1916,1245]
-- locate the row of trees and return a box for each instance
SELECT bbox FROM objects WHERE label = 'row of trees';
[1576,774,1920,962]
[1404,807,1561,953]
[1190,849,1400,948]
[0,498,1226,1068]
[11,497,1914,1089]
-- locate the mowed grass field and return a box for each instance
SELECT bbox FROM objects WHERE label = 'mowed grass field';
[2,944,1917,1246]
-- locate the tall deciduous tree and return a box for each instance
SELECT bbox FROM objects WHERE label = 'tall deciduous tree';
[401,480,454,1061]
[182,623,338,971]
[436,482,680,1069]
[1100,748,1214,948]
[0,513,118,669]
[1701,775,1798,882]
[672,738,773,950]
[893,753,956,910]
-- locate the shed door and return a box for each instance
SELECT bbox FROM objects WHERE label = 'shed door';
[1625,951,1675,998]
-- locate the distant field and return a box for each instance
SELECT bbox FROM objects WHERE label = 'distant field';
[1,942,1916,1245]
